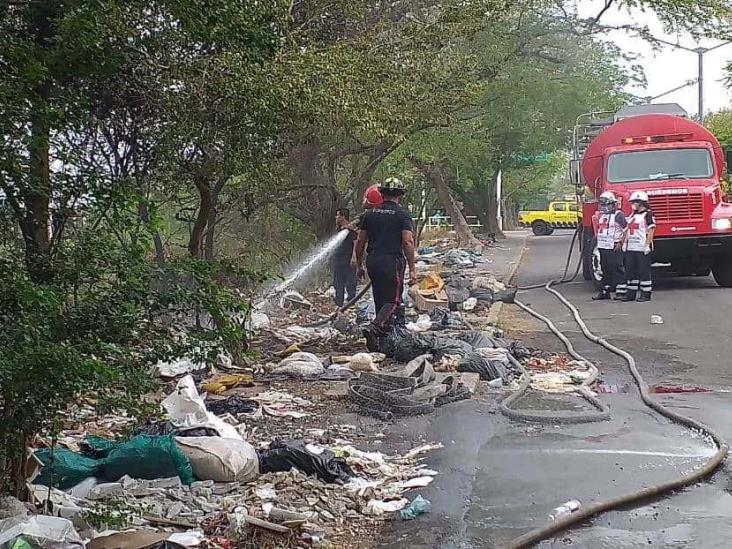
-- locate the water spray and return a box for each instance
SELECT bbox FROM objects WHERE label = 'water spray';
[254,230,351,309]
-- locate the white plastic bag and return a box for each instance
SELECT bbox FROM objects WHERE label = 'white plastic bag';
[268,352,324,377]
[162,375,243,440]
[155,357,206,378]
[0,515,84,549]
[175,437,258,483]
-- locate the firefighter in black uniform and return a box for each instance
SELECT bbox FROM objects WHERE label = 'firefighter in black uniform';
[355,178,416,347]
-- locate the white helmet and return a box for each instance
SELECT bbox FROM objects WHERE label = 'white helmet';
[599,191,617,203]
[629,190,649,203]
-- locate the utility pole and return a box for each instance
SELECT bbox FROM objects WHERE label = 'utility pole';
[696,48,705,122]
[650,39,730,121]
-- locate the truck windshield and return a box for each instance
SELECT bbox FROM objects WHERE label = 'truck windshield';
[607,148,713,183]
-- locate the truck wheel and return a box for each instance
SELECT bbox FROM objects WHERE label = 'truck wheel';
[581,227,593,281]
[532,220,549,236]
[545,227,555,236]
[712,259,732,287]
[582,235,603,289]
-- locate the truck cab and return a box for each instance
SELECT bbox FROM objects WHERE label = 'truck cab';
[518,201,580,235]
[573,104,732,287]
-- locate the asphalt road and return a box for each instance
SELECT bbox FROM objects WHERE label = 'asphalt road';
[379,230,732,549]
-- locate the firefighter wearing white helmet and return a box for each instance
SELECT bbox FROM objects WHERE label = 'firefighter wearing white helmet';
[621,190,656,302]
[592,191,628,300]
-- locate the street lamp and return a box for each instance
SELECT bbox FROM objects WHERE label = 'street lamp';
[649,38,730,122]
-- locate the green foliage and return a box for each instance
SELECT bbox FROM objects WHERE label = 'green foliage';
[84,498,148,530]
[705,110,732,149]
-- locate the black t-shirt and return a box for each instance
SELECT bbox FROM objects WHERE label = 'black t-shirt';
[359,201,413,256]
[331,228,356,265]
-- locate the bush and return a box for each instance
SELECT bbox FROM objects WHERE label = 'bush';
[0,221,258,496]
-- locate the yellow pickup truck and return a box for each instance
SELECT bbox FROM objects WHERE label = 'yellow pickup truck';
[518,201,580,236]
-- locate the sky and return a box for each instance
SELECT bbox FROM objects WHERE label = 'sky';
[578,1,732,116]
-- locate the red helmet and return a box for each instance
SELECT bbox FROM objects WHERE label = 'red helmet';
[363,184,383,207]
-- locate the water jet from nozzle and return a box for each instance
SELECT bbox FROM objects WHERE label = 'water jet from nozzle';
[255,230,350,308]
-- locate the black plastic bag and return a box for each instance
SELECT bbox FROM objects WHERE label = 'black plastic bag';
[379,327,473,363]
[428,308,462,330]
[470,287,494,303]
[133,421,177,437]
[132,421,219,438]
[206,395,258,415]
[493,288,517,304]
[257,440,354,483]
[457,353,506,381]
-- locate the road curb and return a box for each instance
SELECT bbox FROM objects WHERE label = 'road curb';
[485,301,503,326]
[502,232,529,285]
[485,232,528,326]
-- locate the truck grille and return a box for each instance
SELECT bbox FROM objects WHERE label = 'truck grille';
[648,193,703,222]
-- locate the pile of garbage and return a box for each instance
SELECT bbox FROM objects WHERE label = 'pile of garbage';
[12,237,540,549]
[16,369,442,549]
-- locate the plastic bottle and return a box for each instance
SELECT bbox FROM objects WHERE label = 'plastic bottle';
[549,499,581,521]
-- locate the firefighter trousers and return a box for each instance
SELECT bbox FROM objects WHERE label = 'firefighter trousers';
[366,254,406,334]
[625,251,652,294]
[599,248,626,296]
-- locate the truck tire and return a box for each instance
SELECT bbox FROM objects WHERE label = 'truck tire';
[712,259,732,287]
[545,227,555,236]
[532,220,550,236]
[581,227,593,281]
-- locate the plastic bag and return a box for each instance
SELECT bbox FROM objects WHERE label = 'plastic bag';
[162,375,243,440]
[469,287,494,303]
[457,354,506,381]
[206,395,258,415]
[268,352,324,377]
[175,437,258,483]
[0,515,84,549]
[35,436,194,489]
[378,327,473,363]
[400,495,431,520]
[257,440,354,483]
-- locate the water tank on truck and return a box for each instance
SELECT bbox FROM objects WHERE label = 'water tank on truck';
[571,103,732,288]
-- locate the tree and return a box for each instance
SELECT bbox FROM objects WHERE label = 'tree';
[0,0,282,496]
[393,7,634,236]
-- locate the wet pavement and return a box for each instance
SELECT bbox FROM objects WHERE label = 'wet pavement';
[378,230,732,549]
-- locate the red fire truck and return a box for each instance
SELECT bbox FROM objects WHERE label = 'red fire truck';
[571,103,732,288]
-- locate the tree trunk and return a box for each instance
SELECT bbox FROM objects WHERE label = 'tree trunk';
[189,176,213,258]
[416,160,482,249]
[138,201,166,266]
[484,167,505,238]
[204,179,225,260]
[22,6,54,283]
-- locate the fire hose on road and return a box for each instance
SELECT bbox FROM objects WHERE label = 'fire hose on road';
[501,230,729,548]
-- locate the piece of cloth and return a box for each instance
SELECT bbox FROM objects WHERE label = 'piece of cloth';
[367,254,406,333]
[330,227,357,264]
[359,201,413,257]
[597,210,627,250]
[626,210,656,252]
[625,250,652,293]
[599,248,626,295]
[332,262,357,307]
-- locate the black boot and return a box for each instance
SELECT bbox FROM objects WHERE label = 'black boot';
[620,290,637,302]
[362,326,381,352]
[592,289,611,301]
[637,291,652,302]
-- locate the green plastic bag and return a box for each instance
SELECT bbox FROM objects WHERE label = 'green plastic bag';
[35,435,194,489]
